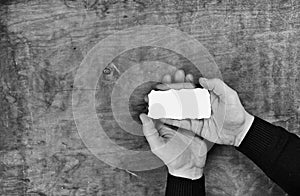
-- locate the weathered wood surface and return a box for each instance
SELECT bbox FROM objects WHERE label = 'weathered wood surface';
[1,0,299,195]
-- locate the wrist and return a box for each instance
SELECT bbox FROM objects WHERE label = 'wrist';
[168,167,203,180]
[166,173,206,195]
[234,112,254,147]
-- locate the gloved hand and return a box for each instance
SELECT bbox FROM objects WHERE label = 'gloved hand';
[140,70,207,180]
[140,113,207,179]
[158,72,254,147]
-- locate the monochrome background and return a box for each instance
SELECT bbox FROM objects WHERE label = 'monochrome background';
[0,0,299,195]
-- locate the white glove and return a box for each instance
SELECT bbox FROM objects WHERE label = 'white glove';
[140,113,207,179]
[159,77,254,147]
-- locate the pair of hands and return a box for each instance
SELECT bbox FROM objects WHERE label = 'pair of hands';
[140,70,254,180]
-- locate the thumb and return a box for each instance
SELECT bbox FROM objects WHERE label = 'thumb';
[139,113,163,149]
[199,78,226,97]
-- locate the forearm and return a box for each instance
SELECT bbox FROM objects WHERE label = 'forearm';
[236,116,300,196]
[165,173,205,196]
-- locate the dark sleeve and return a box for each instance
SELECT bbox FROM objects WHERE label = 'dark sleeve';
[165,174,205,196]
[236,116,300,196]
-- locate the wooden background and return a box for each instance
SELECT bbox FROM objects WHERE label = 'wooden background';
[1,0,299,195]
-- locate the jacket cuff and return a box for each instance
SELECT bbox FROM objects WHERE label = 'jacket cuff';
[165,173,205,196]
[236,116,284,167]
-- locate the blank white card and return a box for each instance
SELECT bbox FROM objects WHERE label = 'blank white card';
[147,88,211,119]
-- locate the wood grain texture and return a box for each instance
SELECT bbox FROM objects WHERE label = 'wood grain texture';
[1,0,299,195]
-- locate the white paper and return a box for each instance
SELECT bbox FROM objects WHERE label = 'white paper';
[148,88,211,119]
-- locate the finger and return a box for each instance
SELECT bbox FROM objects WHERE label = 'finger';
[190,119,204,135]
[160,118,191,130]
[156,82,195,90]
[200,119,219,143]
[199,78,226,97]
[162,74,172,84]
[185,74,194,83]
[200,125,211,142]
[175,127,197,138]
[161,118,204,136]
[210,93,219,112]
[210,92,218,105]
[139,113,163,148]
[144,95,148,103]
[158,125,176,138]
[174,70,185,83]
[198,139,209,157]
